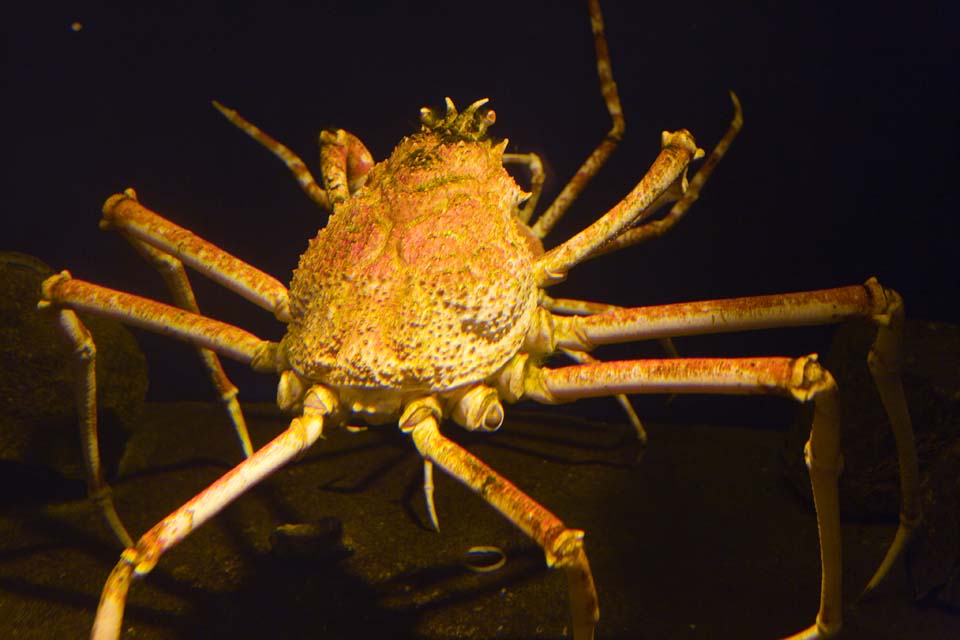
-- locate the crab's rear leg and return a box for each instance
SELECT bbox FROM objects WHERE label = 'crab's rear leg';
[530,0,625,239]
[212,101,374,211]
[105,219,254,457]
[402,398,598,640]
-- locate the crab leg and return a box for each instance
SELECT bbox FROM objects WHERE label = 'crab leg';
[41,273,276,368]
[525,355,843,638]
[534,128,702,285]
[48,309,134,547]
[530,0,625,239]
[552,279,919,595]
[116,226,254,456]
[587,91,744,260]
[212,101,374,211]
[92,389,334,640]
[402,399,598,640]
[100,189,292,321]
[39,273,280,547]
[553,281,894,347]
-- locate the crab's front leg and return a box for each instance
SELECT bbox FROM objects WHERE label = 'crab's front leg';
[401,398,599,640]
[93,387,336,640]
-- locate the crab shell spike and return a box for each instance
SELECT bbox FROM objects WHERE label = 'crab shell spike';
[419,106,438,127]
[463,98,491,116]
[450,384,505,432]
[444,96,457,114]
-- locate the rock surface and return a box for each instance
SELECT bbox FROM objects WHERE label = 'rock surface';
[0,252,148,488]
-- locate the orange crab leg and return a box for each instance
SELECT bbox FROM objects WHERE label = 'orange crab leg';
[552,279,919,596]
[119,227,253,456]
[100,190,292,321]
[403,399,598,640]
[555,281,890,347]
[587,91,744,260]
[48,309,134,547]
[39,272,280,549]
[535,128,703,285]
[41,273,277,368]
[525,355,843,639]
[92,389,334,640]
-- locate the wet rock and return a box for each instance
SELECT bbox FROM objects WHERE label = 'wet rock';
[0,252,148,491]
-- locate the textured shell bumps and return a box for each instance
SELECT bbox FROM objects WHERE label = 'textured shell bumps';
[284,128,538,391]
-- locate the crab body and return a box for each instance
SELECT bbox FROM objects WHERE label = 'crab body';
[39,3,920,639]
[284,128,539,397]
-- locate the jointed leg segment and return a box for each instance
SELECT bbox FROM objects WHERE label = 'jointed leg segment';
[517,278,918,638]
[113,220,253,456]
[101,189,292,321]
[524,354,843,638]
[211,101,375,212]
[42,273,277,368]
[404,399,598,640]
[92,388,334,640]
[53,309,134,547]
[39,270,280,547]
[530,0,626,240]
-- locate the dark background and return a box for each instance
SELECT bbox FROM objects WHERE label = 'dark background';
[7,1,958,405]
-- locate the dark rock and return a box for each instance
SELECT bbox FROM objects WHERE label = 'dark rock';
[0,252,148,486]
[908,439,960,610]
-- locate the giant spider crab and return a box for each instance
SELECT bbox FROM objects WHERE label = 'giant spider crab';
[39,0,919,638]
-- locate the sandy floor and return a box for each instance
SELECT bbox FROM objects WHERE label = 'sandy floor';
[1,401,956,639]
